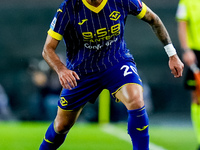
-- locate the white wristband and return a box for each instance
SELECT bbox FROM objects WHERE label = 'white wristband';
[164,44,177,57]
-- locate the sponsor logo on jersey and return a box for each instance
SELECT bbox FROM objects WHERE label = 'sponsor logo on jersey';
[109,11,121,21]
[84,38,118,50]
[82,23,120,43]
[60,97,68,106]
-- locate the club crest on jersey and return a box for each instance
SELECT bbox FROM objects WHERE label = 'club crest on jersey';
[109,11,121,21]
[60,97,68,106]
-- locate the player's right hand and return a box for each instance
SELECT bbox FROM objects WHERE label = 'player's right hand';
[169,54,184,78]
[57,67,80,90]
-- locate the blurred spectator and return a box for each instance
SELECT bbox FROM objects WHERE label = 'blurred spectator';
[28,58,62,120]
[0,84,15,120]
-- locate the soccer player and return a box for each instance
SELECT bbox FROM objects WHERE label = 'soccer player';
[176,0,200,149]
[39,0,184,149]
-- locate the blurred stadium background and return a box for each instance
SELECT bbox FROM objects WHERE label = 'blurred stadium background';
[0,0,196,149]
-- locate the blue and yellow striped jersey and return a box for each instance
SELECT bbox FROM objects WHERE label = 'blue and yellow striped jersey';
[48,0,147,76]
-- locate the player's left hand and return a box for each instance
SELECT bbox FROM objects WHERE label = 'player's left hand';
[169,54,184,78]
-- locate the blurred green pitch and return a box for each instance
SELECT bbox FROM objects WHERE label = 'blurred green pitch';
[0,122,197,150]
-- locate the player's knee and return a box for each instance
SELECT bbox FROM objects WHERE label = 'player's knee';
[126,97,144,110]
[116,84,144,110]
[124,90,144,110]
[54,120,72,134]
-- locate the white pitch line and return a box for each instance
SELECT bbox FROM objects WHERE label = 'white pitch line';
[101,124,167,150]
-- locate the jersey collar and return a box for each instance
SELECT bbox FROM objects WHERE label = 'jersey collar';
[82,0,108,13]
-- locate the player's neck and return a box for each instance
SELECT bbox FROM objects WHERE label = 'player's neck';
[86,0,103,7]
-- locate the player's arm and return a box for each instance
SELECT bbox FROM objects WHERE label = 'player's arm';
[42,35,80,89]
[177,21,196,66]
[141,6,184,78]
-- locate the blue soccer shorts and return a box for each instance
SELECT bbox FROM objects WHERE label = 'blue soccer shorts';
[58,60,143,110]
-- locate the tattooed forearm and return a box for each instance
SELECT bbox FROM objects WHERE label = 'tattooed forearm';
[142,7,172,45]
[151,16,171,45]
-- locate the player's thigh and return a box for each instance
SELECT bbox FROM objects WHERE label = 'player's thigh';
[115,83,144,110]
[103,60,144,110]
[54,106,83,133]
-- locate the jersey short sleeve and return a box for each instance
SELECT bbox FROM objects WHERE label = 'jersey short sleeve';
[127,0,147,19]
[48,0,70,41]
[176,0,188,21]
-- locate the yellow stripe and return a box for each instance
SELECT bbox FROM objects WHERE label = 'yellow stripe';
[139,106,145,111]
[136,2,147,19]
[82,0,108,13]
[44,137,53,144]
[48,29,63,41]
[58,106,74,111]
[111,83,143,102]
[57,8,63,13]
[136,125,149,131]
